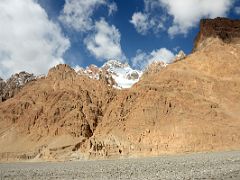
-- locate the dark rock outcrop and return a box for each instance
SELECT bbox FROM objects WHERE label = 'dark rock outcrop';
[193,17,240,51]
[0,72,35,102]
[0,78,6,102]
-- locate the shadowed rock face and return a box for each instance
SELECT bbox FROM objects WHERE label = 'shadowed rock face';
[0,78,6,102]
[193,17,240,51]
[0,72,35,102]
[0,64,117,161]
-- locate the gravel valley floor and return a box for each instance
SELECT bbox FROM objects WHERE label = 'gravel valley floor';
[1,151,240,180]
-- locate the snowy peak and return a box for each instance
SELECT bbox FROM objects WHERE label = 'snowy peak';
[0,72,35,102]
[102,59,129,69]
[102,60,142,89]
[173,50,186,62]
[7,71,35,87]
[76,60,142,89]
[77,64,101,80]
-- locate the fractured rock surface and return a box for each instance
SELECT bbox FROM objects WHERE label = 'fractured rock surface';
[0,72,35,102]
[194,17,240,51]
[0,18,240,162]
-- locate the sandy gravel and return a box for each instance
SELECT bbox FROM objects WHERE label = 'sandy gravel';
[0,151,240,180]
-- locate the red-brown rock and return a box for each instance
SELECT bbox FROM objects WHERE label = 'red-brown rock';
[193,17,240,51]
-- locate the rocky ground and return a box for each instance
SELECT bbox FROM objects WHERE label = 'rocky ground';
[0,151,240,180]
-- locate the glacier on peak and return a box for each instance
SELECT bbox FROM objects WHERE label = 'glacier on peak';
[102,59,142,89]
[76,59,142,89]
[75,51,185,89]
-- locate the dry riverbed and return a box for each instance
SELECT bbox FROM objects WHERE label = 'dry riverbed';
[0,151,240,179]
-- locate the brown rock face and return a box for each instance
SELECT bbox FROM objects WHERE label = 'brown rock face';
[193,17,240,51]
[0,18,240,162]
[47,64,76,81]
[86,39,240,159]
[0,64,117,161]
[142,61,167,78]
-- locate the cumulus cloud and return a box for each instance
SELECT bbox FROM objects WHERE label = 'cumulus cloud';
[131,0,234,36]
[84,19,125,61]
[160,0,233,36]
[108,2,118,16]
[59,0,117,32]
[234,7,240,15]
[132,48,175,69]
[0,0,70,79]
[130,12,150,35]
[130,0,166,35]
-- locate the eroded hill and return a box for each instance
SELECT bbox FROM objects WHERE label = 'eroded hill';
[0,18,240,161]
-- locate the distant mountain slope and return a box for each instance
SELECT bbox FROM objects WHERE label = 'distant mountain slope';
[0,72,35,102]
[0,17,240,162]
[88,38,240,158]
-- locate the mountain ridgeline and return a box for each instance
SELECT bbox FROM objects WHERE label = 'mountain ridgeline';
[0,17,240,162]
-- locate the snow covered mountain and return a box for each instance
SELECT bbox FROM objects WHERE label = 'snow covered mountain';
[75,51,186,89]
[76,60,142,89]
[102,60,142,88]
[0,51,185,97]
[0,72,35,102]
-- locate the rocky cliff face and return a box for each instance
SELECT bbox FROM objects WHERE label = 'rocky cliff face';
[0,64,117,161]
[193,17,240,51]
[0,78,6,102]
[0,72,35,102]
[142,61,167,79]
[0,18,240,162]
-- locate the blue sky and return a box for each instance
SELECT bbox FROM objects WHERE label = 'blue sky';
[0,0,240,78]
[38,0,198,67]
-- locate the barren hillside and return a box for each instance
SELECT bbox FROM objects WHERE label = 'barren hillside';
[0,18,240,161]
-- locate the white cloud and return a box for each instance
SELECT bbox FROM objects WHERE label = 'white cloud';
[108,2,118,16]
[160,0,233,36]
[0,0,70,79]
[59,0,117,32]
[84,19,125,61]
[130,7,166,35]
[131,0,234,36]
[130,12,150,35]
[130,0,166,35]
[132,48,174,69]
[235,7,240,15]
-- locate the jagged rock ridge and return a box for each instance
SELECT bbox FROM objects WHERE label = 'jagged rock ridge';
[0,58,169,103]
[0,17,240,162]
[0,72,35,102]
[77,60,143,89]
